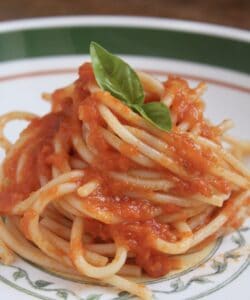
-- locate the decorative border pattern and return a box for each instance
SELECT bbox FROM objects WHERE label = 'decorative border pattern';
[0,228,249,300]
[152,228,250,298]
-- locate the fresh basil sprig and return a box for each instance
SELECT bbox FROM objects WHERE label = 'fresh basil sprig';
[90,41,172,132]
[132,103,172,131]
[90,41,144,105]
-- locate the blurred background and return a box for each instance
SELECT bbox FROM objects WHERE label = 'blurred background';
[0,0,249,29]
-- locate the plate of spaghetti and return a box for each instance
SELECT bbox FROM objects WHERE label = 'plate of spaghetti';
[0,16,249,300]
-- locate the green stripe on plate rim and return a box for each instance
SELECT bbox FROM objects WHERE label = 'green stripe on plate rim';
[0,24,249,74]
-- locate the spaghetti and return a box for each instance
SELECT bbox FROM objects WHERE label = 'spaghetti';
[0,60,249,300]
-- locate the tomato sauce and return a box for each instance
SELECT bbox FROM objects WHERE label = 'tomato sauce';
[84,217,180,277]
[0,63,241,278]
[78,95,137,172]
[19,209,37,240]
[163,132,213,174]
[0,112,70,213]
[111,219,179,277]
[84,193,159,222]
[164,76,220,141]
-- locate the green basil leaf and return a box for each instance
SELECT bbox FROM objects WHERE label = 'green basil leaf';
[90,41,144,105]
[90,41,172,132]
[132,102,172,132]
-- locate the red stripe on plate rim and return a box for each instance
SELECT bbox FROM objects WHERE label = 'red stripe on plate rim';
[0,68,249,94]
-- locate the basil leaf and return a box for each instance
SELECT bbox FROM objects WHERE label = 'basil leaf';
[90,41,144,105]
[133,102,172,132]
[90,41,172,132]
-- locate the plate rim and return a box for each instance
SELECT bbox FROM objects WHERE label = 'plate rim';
[0,15,249,42]
[0,13,250,300]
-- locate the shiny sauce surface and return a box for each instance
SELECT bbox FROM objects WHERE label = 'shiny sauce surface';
[0,63,236,277]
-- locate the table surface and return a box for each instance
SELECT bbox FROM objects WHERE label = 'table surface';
[0,0,249,30]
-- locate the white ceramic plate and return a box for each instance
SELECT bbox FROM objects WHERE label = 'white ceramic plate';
[0,16,249,300]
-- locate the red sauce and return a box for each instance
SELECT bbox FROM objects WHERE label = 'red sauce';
[162,203,182,214]
[78,95,137,172]
[0,112,71,213]
[84,218,111,242]
[136,250,180,277]
[78,62,96,85]
[84,217,179,277]
[0,63,239,278]
[37,144,53,180]
[163,132,213,174]
[164,76,220,141]
[170,176,230,197]
[0,191,23,214]
[19,209,37,240]
[84,193,159,222]
[111,219,179,277]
